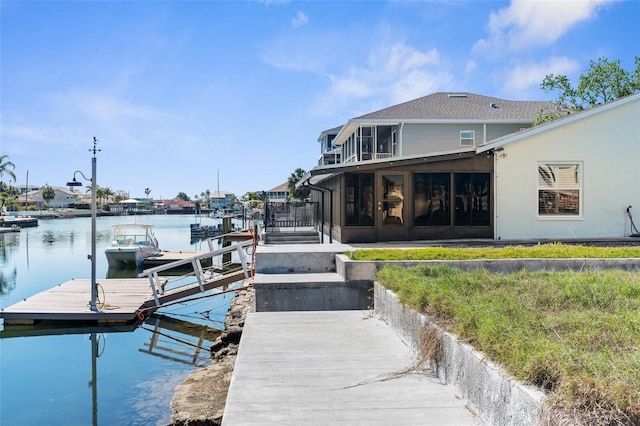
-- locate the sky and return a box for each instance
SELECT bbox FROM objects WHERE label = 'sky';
[1,0,638,201]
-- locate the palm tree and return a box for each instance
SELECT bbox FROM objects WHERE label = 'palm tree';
[0,155,16,183]
[287,168,311,201]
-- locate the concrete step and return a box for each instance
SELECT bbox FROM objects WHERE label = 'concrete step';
[253,272,372,312]
[265,231,320,244]
[255,244,349,274]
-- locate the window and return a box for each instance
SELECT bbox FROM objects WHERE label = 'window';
[460,131,475,146]
[538,163,581,216]
[454,173,490,226]
[414,173,450,226]
[345,173,374,226]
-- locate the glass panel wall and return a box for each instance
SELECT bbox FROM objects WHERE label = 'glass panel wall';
[414,173,450,226]
[454,173,490,226]
[345,173,374,226]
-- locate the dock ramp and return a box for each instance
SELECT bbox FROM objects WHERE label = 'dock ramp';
[139,239,255,309]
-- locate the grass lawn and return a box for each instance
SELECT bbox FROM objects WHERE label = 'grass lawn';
[349,242,640,261]
[368,244,640,425]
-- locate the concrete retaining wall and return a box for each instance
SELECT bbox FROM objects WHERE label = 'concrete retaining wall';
[374,282,546,426]
[338,255,640,282]
[254,277,372,312]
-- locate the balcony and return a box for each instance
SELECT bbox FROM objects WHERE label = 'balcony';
[318,148,342,166]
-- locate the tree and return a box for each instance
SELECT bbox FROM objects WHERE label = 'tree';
[96,186,107,207]
[176,192,191,202]
[535,56,640,125]
[0,155,16,183]
[42,184,56,209]
[0,185,18,212]
[287,168,311,201]
[103,187,114,204]
[144,187,152,208]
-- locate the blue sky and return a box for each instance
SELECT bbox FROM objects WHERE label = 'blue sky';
[1,0,638,201]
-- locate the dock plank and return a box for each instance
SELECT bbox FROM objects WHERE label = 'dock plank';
[0,278,160,324]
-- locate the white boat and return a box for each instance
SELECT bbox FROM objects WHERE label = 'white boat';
[105,224,160,267]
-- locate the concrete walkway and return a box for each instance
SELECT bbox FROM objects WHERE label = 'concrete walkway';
[222,311,483,425]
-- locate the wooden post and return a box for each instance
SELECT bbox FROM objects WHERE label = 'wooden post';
[223,216,232,267]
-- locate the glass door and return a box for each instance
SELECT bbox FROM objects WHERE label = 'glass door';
[377,173,408,241]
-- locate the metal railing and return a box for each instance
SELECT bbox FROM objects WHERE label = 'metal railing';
[139,237,254,307]
[264,201,318,231]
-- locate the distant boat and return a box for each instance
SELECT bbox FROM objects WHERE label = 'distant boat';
[105,224,160,267]
[0,215,38,228]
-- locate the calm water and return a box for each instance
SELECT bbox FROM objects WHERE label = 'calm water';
[0,214,242,425]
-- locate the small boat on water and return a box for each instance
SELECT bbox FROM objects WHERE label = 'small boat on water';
[105,224,160,267]
[0,215,38,228]
[0,224,21,233]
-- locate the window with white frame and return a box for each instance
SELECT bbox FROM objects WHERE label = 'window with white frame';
[460,130,475,146]
[537,163,581,216]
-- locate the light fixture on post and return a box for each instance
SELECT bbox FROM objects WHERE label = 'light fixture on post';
[67,137,101,311]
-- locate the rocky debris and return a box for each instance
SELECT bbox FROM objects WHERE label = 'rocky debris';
[170,287,255,426]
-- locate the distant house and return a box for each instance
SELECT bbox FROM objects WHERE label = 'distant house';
[16,185,41,195]
[302,92,552,243]
[210,191,235,210]
[164,198,196,214]
[18,186,82,209]
[267,183,290,204]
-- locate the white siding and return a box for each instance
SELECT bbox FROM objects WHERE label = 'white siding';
[495,98,640,239]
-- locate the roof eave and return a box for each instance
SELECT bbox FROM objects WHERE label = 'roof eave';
[333,118,535,146]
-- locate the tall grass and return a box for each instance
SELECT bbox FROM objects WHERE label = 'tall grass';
[377,265,640,425]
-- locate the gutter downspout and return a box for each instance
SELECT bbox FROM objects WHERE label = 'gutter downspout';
[303,182,333,243]
[399,122,404,157]
[483,123,487,145]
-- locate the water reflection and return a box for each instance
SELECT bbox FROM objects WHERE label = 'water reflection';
[1,313,218,425]
[0,266,17,295]
[0,232,20,262]
[1,215,234,425]
[139,314,221,367]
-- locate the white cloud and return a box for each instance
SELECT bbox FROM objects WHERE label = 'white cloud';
[390,70,453,104]
[46,89,168,123]
[385,44,439,73]
[310,41,452,116]
[292,11,308,28]
[475,0,615,52]
[503,56,581,91]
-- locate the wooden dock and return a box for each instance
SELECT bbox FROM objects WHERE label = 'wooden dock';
[0,278,164,325]
[1,240,255,327]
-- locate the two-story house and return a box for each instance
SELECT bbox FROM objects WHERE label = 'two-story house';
[302,92,552,243]
[18,186,83,209]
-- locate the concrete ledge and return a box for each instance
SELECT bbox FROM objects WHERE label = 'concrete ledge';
[254,272,372,312]
[255,244,350,273]
[341,257,640,282]
[374,282,546,426]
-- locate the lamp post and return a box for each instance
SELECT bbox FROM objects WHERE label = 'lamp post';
[67,137,100,311]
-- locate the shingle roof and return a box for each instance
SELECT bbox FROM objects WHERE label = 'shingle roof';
[355,92,553,121]
[268,182,289,192]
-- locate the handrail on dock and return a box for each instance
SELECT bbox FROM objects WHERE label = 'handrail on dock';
[139,239,254,307]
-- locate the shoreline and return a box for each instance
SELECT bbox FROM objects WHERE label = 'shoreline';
[169,287,255,426]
